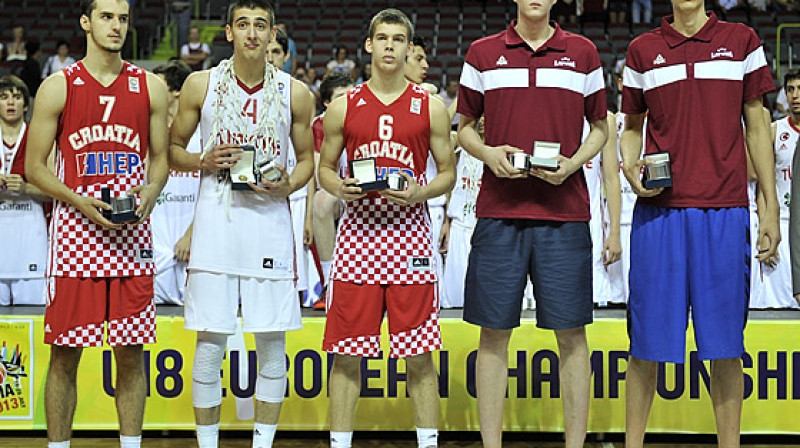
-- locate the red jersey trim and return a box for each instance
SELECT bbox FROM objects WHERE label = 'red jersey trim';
[236,77,264,95]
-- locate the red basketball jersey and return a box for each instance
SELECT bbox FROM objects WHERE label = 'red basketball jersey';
[331,82,437,284]
[49,61,154,278]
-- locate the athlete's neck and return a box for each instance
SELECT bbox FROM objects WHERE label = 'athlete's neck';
[232,57,266,88]
[81,49,125,87]
[670,6,709,37]
[515,15,554,51]
[791,113,800,129]
[0,119,23,146]
[367,69,409,98]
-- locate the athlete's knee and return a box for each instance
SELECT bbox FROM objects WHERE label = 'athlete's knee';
[192,331,227,408]
[49,346,83,376]
[554,327,587,351]
[254,331,287,404]
[404,352,435,375]
[112,344,145,372]
[332,354,361,376]
[479,327,512,351]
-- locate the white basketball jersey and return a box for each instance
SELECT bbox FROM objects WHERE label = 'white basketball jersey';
[189,64,295,279]
[0,123,46,279]
[151,129,201,274]
[447,148,483,229]
[774,117,797,220]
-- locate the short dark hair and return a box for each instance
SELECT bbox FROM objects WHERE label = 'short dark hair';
[227,0,275,28]
[80,0,96,16]
[319,72,353,103]
[368,8,414,41]
[55,39,70,51]
[784,68,800,89]
[274,27,288,54]
[412,35,427,52]
[153,60,192,93]
[24,40,40,56]
[0,75,31,109]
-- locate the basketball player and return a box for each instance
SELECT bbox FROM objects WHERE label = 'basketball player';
[266,26,317,304]
[0,75,48,306]
[621,1,779,445]
[168,1,314,447]
[457,0,609,445]
[319,9,455,448]
[749,69,799,309]
[25,0,171,447]
[310,72,353,309]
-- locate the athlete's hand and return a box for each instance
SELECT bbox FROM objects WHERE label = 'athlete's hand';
[530,155,578,186]
[602,232,622,266]
[174,232,191,262]
[0,174,5,189]
[303,217,314,247]
[380,172,424,206]
[75,195,119,229]
[248,164,293,197]
[128,184,160,224]
[484,145,527,179]
[337,177,367,202]
[3,174,26,193]
[623,159,664,197]
[438,218,451,255]
[200,144,242,172]
[756,214,780,263]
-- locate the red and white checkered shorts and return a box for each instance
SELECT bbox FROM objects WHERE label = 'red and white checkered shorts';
[322,281,442,358]
[45,276,155,347]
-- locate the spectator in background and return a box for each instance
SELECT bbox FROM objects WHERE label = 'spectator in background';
[552,0,577,25]
[169,0,193,53]
[609,0,628,25]
[440,79,459,131]
[42,40,76,79]
[356,61,371,85]
[180,26,210,71]
[277,22,297,75]
[19,41,41,97]
[307,67,321,90]
[325,45,356,80]
[6,26,26,62]
[632,0,652,24]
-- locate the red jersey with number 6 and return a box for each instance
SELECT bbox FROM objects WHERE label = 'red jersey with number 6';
[331,82,437,284]
[49,61,154,278]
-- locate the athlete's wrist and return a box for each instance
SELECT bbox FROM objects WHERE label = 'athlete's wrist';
[198,150,208,171]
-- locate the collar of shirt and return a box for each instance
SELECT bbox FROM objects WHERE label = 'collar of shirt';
[660,11,718,48]
[504,20,567,53]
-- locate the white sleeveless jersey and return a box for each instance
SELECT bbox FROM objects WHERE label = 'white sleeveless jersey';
[151,129,201,274]
[189,65,295,279]
[774,117,797,220]
[0,124,47,279]
[616,112,645,225]
[447,148,483,229]
[425,154,447,207]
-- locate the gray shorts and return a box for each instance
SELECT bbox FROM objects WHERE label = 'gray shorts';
[463,218,593,330]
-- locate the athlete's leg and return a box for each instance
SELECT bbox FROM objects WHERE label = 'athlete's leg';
[192,331,227,446]
[624,356,657,448]
[405,352,439,447]
[112,344,147,436]
[45,345,83,443]
[711,358,743,448]
[252,331,287,447]
[329,354,361,431]
[476,328,512,448]
[555,327,590,448]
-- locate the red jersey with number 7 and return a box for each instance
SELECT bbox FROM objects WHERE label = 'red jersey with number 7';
[48,61,154,278]
[331,82,437,284]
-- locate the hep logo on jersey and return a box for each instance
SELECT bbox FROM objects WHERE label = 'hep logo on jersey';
[780,132,790,142]
[76,152,142,176]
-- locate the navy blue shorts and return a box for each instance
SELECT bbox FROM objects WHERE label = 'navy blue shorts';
[463,218,593,330]
[628,205,750,363]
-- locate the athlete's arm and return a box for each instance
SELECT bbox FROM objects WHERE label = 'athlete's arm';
[174,221,193,262]
[533,117,608,186]
[620,112,661,197]
[457,114,526,179]
[128,72,170,224]
[168,71,242,173]
[319,96,365,201]
[25,73,117,228]
[253,78,315,197]
[601,113,622,266]
[382,96,455,206]
[745,97,780,262]
[304,175,315,246]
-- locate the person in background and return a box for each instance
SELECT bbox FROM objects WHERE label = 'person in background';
[42,40,77,80]
[180,26,211,72]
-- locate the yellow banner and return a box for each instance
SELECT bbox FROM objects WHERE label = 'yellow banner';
[0,319,34,421]
[0,316,797,432]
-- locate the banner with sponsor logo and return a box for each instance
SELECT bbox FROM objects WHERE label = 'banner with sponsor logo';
[0,319,34,421]
[0,316,797,432]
